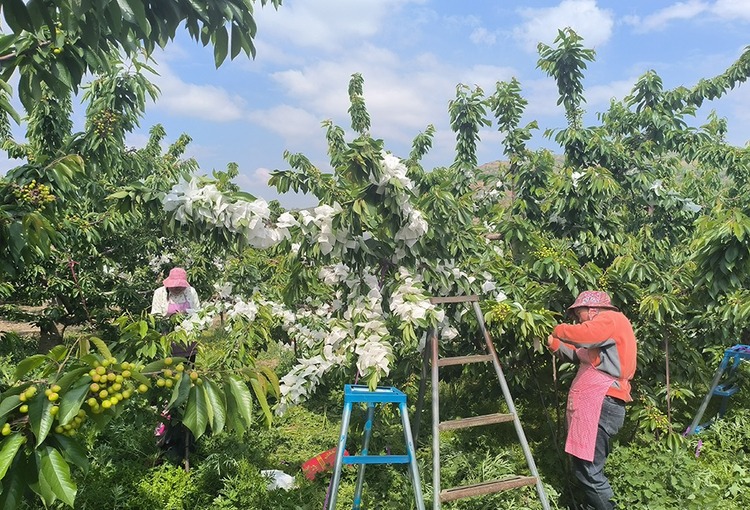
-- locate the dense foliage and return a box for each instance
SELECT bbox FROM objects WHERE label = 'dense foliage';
[2,12,750,508]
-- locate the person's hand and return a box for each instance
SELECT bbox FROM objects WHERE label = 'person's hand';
[546,334,556,349]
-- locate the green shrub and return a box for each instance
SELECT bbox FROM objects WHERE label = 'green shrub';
[212,458,270,508]
[608,417,750,510]
[136,464,199,510]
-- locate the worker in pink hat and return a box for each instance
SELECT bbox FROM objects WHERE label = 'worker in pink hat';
[151,267,201,360]
[151,267,200,317]
[150,267,201,460]
[547,290,637,510]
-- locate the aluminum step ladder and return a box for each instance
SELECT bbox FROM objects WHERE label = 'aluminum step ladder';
[413,295,550,509]
[327,384,425,510]
[687,344,750,435]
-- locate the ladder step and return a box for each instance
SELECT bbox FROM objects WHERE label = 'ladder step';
[437,354,493,367]
[713,384,739,397]
[440,476,539,502]
[439,413,515,431]
[343,454,410,465]
[430,295,479,304]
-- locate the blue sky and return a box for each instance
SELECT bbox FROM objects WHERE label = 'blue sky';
[5,0,750,208]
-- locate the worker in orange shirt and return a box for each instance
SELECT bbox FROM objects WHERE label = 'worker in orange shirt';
[547,291,637,510]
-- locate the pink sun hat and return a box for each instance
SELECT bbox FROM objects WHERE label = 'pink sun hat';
[163,267,190,288]
[567,290,618,311]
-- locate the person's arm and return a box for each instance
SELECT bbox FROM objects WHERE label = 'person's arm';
[151,287,168,315]
[186,287,200,313]
[547,334,579,362]
[552,313,617,348]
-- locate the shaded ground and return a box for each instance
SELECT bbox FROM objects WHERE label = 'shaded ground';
[0,318,39,336]
[0,305,42,336]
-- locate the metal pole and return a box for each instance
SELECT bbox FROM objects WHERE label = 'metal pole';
[352,404,375,510]
[472,301,550,510]
[430,330,441,510]
[413,333,432,444]
[399,401,426,510]
[687,354,729,435]
[327,402,352,510]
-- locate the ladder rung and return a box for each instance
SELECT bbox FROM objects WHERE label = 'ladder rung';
[440,476,538,502]
[439,413,515,431]
[343,454,410,464]
[437,354,493,367]
[713,384,739,397]
[430,295,479,304]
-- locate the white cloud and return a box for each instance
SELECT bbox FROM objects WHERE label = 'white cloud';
[514,0,615,51]
[586,78,638,107]
[460,65,517,93]
[248,104,322,142]
[266,45,456,145]
[242,166,273,189]
[625,1,709,32]
[150,62,247,122]
[470,27,498,46]
[524,79,565,118]
[712,0,750,20]
[624,0,750,32]
[253,0,425,52]
[233,167,320,208]
[124,132,150,151]
[723,85,750,141]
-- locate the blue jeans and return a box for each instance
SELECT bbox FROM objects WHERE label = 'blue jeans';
[571,396,626,510]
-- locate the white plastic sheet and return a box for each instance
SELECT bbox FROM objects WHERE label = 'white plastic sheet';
[261,469,296,491]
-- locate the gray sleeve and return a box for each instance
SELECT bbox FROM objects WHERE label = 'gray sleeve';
[554,342,579,362]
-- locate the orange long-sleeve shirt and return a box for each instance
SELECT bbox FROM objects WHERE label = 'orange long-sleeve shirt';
[550,309,637,402]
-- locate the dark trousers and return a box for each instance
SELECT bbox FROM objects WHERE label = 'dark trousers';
[571,396,626,510]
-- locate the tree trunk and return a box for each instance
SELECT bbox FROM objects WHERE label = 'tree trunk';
[37,319,62,353]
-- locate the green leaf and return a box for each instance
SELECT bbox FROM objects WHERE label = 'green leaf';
[57,380,90,426]
[249,377,272,427]
[141,359,167,374]
[201,383,214,429]
[53,367,90,393]
[86,409,115,432]
[0,463,24,510]
[259,365,280,399]
[224,385,246,435]
[0,395,21,421]
[31,449,56,507]
[129,369,150,387]
[0,434,25,480]
[50,434,89,473]
[213,26,229,67]
[38,446,76,507]
[122,0,151,36]
[88,337,112,360]
[225,375,253,428]
[167,372,190,409]
[182,385,208,439]
[28,394,54,447]
[46,345,68,363]
[106,190,130,200]
[230,23,242,59]
[116,0,135,20]
[202,379,226,434]
[14,355,46,381]
[53,61,73,89]
[3,0,33,32]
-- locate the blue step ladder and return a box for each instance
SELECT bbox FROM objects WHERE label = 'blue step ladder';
[327,384,425,510]
[687,344,750,435]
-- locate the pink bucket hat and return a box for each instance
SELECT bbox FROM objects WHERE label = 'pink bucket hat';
[163,267,190,288]
[567,290,618,311]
